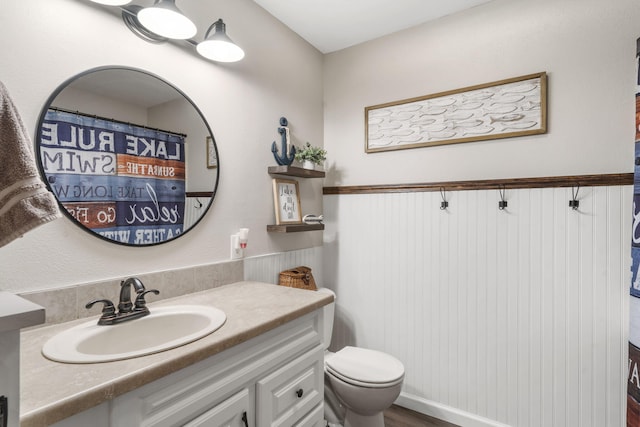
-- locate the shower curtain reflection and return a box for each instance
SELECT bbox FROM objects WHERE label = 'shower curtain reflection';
[39,109,186,245]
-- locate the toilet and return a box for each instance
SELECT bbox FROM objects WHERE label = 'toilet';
[318,288,405,427]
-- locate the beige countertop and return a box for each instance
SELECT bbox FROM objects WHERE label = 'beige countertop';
[0,292,44,332]
[20,281,332,427]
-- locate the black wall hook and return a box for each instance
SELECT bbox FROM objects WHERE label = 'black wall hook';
[440,187,448,210]
[498,186,508,210]
[569,184,580,210]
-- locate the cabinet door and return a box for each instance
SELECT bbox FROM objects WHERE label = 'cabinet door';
[256,346,323,427]
[183,388,250,427]
[292,404,324,427]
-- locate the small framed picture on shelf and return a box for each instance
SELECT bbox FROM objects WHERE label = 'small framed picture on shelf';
[206,136,218,169]
[272,178,302,224]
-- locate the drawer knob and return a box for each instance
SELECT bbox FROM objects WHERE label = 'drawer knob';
[296,388,304,398]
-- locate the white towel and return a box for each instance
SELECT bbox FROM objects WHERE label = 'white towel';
[0,81,61,248]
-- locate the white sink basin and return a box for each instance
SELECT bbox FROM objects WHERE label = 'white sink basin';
[42,305,226,363]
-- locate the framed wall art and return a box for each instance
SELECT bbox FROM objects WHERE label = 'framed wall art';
[272,178,302,224]
[206,136,218,168]
[365,72,547,153]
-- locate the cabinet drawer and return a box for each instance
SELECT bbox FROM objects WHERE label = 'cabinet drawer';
[293,404,324,427]
[183,388,250,427]
[256,346,323,427]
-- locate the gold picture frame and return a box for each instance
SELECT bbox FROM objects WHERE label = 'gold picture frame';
[272,178,302,224]
[365,72,547,153]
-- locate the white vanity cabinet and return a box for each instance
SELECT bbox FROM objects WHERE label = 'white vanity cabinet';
[182,388,250,427]
[52,309,324,427]
[256,345,324,426]
[0,293,44,427]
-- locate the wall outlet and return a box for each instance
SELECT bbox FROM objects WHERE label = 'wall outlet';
[230,234,243,260]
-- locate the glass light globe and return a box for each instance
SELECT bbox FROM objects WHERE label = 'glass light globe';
[137,0,197,40]
[196,19,245,62]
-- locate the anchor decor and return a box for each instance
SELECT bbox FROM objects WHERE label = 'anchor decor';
[271,117,296,166]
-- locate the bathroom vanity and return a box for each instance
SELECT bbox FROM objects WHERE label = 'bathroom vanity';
[19,282,332,427]
[0,293,44,427]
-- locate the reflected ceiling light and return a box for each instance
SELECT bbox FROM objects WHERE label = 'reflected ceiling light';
[89,0,132,5]
[196,19,245,63]
[137,0,197,40]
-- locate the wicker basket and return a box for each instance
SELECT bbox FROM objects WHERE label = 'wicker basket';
[278,266,317,291]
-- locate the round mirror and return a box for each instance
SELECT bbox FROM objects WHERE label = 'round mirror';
[35,66,219,246]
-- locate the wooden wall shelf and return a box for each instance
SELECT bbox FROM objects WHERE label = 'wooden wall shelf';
[268,165,325,178]
[266,224,325,233]
[267,166,325,233]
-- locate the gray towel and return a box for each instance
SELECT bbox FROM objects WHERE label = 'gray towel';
[0,81,61,248]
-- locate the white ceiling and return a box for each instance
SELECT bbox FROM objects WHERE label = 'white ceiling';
[252,0,494,53]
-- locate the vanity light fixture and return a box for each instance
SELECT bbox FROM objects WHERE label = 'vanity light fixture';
[86,0,245,62]
[136,0,197,40]
[196,19,245,63]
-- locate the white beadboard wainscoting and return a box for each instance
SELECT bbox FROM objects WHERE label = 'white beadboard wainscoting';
[323,185,632,427]
[244,246,324,287]
[184,196,212,230]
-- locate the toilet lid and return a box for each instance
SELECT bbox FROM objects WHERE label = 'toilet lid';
[325,346,404,386]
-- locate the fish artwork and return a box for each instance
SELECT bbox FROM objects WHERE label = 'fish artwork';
[501,121,538,131]
[483,104,519,115]
[445,111,474,121]
[365,73,545,151]
[397,134,423,143]
[410,117,437,126]
[463,90,494,101]
[388,111,418,123]
[520,100,541,111]
[396,104,423,112]
[489,113,525,123]
[420,106,449,116]
[448,119,484,129]
[489,94,526,104]
[390,128,417,137]
[500,82,537,94]
[368,108,392,118]
[428,97,457,107]
[463,126,495,135]
[427,131,457,140]
[453,101,484,111]
[377,122,403,131]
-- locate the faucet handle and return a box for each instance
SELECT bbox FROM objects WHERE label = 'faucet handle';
[85,299,116,322]
[134,289,160,311]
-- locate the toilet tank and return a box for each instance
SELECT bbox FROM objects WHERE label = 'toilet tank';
[316,287,335,350]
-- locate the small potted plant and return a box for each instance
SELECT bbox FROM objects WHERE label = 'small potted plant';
[295,142,327,170]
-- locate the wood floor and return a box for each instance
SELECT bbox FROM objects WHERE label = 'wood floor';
[383,405,460,427]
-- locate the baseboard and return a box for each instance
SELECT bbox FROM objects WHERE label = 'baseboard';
[395,392,511,427]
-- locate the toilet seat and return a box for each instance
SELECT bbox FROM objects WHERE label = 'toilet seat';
[325,346,404,389]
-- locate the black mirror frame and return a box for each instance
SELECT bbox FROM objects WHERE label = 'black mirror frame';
[34,65,220,247]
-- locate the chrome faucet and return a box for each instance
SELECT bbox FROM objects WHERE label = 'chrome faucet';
[86,277,159,325]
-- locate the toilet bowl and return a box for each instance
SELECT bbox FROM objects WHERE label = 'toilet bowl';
[318,288,405,427]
